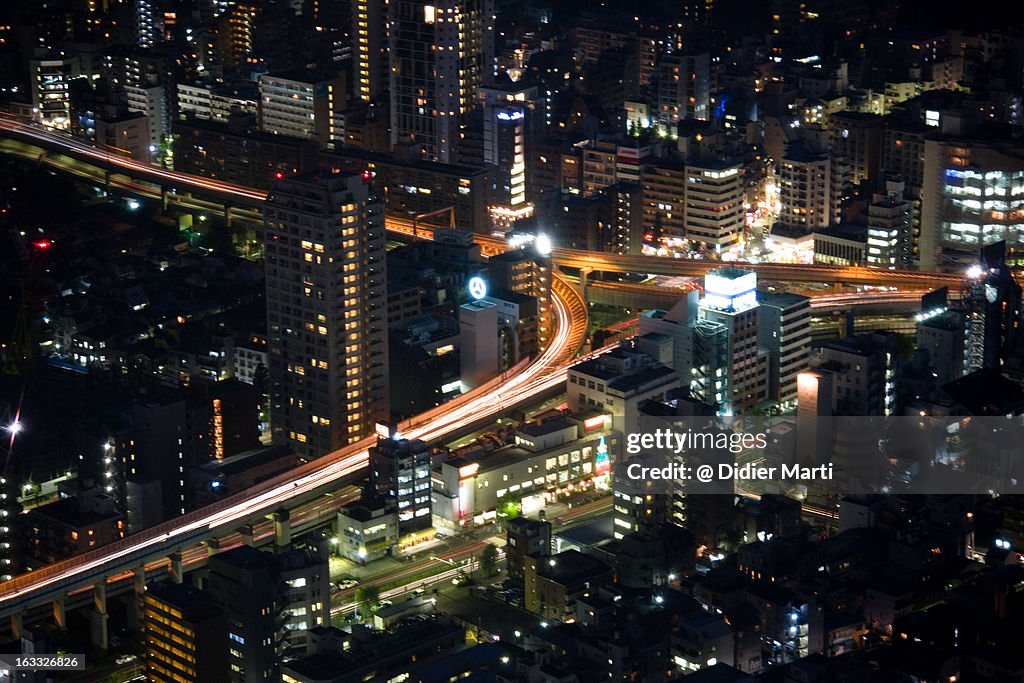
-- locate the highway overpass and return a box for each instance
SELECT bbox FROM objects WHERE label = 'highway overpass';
[0,116,966,290]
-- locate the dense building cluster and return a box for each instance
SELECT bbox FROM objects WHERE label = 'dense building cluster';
[1,0,1024,681]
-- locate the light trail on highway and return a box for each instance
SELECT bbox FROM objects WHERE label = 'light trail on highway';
[0,117,267,202]
[0,116,967,290]
[0,266,591,612]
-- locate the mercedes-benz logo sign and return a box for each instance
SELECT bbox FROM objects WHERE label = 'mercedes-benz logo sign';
[468,276,487,300]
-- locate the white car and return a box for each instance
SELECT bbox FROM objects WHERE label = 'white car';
[115,654,138,665]
[335,579,359,590]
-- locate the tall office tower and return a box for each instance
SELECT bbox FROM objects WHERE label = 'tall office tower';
[777,141,835,234]
[144,583,229,683]
[963,241,1023,374]
[353,0,387,103]
[488,246,552,349]
[264,172,389,460]
[654,51,710,128]
[638,289,728,407]
[683,160,745,249]
[369,437,433,538]
[478,84,543,233]
[920,138,1024,270]
[258,69,348,146]
[700,268,767,415]
[207,544,331,681]
[866,181,914,268]
[757,292,811,408]
[389,0,495,162]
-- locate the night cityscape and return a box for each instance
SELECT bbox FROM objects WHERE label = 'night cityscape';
[2,0,1024,681]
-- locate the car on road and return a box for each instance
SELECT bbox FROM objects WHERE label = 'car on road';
[115,654,138,665]
[412,587,426,596]
[335,579,359,590]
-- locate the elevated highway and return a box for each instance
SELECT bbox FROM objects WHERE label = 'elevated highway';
[0,116,965,290]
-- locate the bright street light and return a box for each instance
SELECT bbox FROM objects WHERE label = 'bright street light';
[535,233,552,256]
[4,421,21,435]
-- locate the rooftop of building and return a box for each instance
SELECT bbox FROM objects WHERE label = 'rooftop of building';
[518,416,577,438]
[261,67,343,84]
[507,516,551,535]
[28,495,120,528]
[782,140,829,164]
[757,291,811,309]
[411,642,518,683]
[553,516,615,550]
[941,368,1024,416]
[326,144,489,177]
[462,299,498,314]
[606,363,677,392]
[145,581,221,615]
[536,549,612,584]
[813,223,868,241]
[193,444,295,477]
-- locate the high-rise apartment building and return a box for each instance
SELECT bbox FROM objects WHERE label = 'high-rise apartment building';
[963,241,1023,374]
[488,247,552,350]
[638,289,728,407]
[700,268,767,415]
[144,582,229,683]
[757,292,811,407]
[655,52,711,127]
[389,0,495,162]
[258,70,348,146]
[829,112,883,188]
[353,0,387,103]
[683,160,745,249]
[866,181,914,268]
[369,437,433,538]
[216,2,259,70]
[30,54,77,130]
[135,0,158,48]
[478,83,543,233]
[777,142,836,234]
[264,172,388,460]
[207,544,331,681]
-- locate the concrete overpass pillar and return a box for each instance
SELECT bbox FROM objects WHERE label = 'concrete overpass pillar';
[273,509,291,549]
[91,582,109,650]
[52,597,66,629]
[579,267,593,300]
[238,524,255,547]
[128,565,146,630]
[161,185,169,211]
[10,612,21,639]
[204,538,220,558]
[168,552,183,584]
[224,204,233,229]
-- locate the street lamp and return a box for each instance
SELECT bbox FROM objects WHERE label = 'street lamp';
[4,421,22,436]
